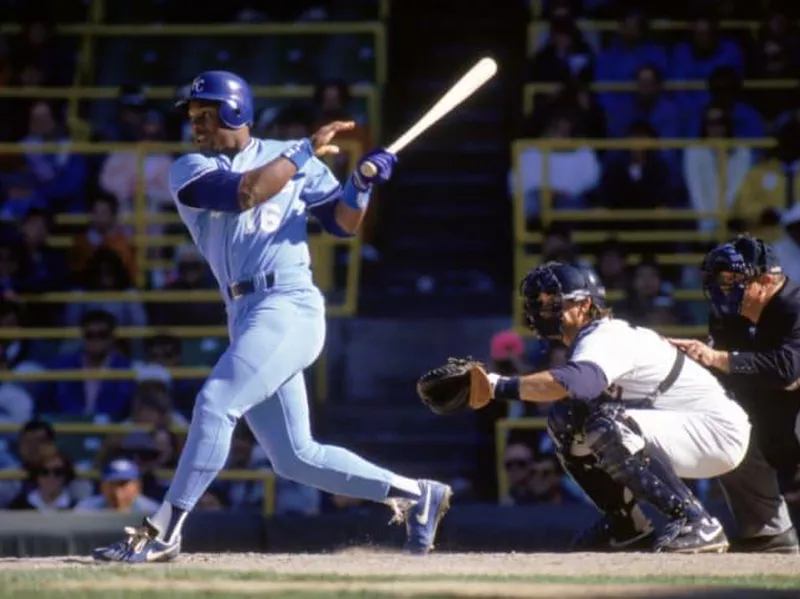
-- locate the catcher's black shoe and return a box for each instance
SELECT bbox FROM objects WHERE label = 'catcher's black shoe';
[572,515,655,552]
[729,527,800,554]
[654,516,729,554]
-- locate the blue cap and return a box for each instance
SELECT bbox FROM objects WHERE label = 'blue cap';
[102,458,140,481]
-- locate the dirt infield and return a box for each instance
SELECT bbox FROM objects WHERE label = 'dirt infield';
[1,552,799,598]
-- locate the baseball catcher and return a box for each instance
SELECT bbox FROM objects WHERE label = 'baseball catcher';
[417,262,752,553]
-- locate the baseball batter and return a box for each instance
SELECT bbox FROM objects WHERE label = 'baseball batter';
[417,263,751,553]
[92,70,452,562]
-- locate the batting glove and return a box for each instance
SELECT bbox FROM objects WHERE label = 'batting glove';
[353,148,397,191]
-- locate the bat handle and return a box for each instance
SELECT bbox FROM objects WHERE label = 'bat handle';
[359,161,378,178]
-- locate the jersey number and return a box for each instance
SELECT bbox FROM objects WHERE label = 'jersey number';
[244,205,282,234]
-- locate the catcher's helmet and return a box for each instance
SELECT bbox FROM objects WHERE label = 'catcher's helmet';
[701,234,782,317]
[520,262,606,339]
[176,70,254,129]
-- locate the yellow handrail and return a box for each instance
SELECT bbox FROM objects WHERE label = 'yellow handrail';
[522,79,798,116]
[0,467,275,515]
[8,140,363,316]
[527,19,783,55]
[0,22,387,86]
[0,86,379,140]
[509,137,756,339]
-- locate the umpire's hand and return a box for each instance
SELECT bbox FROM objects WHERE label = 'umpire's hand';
[669,338,726,371]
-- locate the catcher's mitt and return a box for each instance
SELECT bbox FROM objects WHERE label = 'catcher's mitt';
[416,357,493,415]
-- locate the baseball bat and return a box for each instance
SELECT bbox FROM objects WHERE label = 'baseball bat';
[359,56,498,178]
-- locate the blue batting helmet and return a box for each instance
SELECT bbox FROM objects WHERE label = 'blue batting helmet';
[520,262,607,339]
[701,234,782,317]
[176,70,254,129]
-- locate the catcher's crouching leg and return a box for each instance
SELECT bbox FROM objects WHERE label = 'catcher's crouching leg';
[547,400,654,551]
[580,402,729,554]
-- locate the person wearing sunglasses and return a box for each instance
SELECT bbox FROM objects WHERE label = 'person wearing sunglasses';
[8,442,76,511]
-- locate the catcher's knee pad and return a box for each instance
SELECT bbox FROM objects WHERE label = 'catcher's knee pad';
[584,405,706,522]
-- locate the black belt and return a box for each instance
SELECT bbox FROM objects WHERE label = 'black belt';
[227,273,275,300]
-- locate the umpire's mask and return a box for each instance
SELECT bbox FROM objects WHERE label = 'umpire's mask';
[701,234,781,317]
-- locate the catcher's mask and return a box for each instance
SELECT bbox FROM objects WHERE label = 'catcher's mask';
[520,262,605,339]
[701,234,781,317]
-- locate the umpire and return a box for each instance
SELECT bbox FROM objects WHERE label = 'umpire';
[669,234,799,553]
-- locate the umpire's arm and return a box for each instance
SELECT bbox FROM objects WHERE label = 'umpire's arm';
[717,315,800,388]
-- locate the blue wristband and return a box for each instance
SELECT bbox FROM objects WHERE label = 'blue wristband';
[281,138,314,170]
[341,175,371,211]
[494,376,521,401]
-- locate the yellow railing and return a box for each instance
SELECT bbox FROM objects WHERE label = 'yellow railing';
[0,419,275,514]
[510,137,775,339]
[1,140,364,316]
[522,79,797,117]
[527,20,791,55]
[0,23,387,87]
[0,86,379,145]
[0,467,275,515]
[495,417,546,503]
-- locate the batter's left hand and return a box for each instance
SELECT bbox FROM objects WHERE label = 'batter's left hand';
[353,148,397,191]
[668,338,724,370]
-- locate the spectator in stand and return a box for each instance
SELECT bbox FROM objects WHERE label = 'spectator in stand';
[37,310,135,420]
[119,429,180,502]
[0,419,54,507]
[0,173,45,223]
[148,244,223,327]
[20,101,88,214]
[0,237,34,296]
[619,258,683,327]
[732,117,800,242]
[74,458,160,514]
[747,8,800,80]
[600,121,678,211]
[683,106,752,232]
[7,443,77,511]
[19,208,67,293]
[137,334,205,418]
[526,76,607,139]
[670,14,744,81]
[595,9,668,84]
[526,15,594,83]
[606,65,680,140]
[773,204,800,283]
[685,66,765,138]
[69,191,136,284]
[8,20,74,86]
[99,84,148,143]
[99,109,174,219]
[746,9,800,122]
[64,248,147,329]
[595,239,630,293]
[511,114,600,227]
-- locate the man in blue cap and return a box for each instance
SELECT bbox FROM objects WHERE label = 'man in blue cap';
[74,459,160,514]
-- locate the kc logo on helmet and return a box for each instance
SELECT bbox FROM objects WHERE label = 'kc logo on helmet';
[191,78,205,93]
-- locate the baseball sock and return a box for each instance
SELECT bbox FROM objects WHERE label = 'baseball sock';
[149,502,188,544]
[387,474,422,499]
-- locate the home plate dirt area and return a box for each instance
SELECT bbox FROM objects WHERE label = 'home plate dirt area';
[1,551,800,598]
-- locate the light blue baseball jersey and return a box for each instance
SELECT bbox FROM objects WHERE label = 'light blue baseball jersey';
[168,138,342,298]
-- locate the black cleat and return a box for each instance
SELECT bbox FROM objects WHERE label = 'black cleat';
[655,516,729,554]
[572,515,655,552]
[730,527,800,554]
